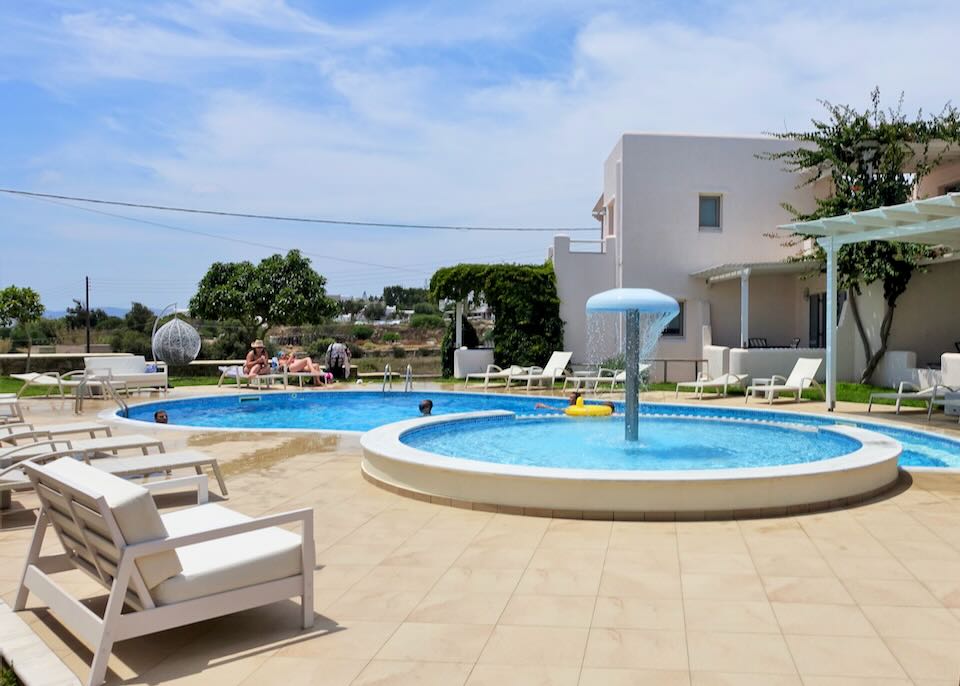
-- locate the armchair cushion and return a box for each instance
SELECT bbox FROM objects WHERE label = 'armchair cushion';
[43,458,182,589]
[153,504,303,605]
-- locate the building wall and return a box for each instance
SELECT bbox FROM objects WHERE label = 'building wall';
[551,235,617,365]
[707,274,805,349]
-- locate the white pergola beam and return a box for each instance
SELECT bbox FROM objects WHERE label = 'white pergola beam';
[815,214,960,247]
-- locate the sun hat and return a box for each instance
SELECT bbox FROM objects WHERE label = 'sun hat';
[251,339,265,349]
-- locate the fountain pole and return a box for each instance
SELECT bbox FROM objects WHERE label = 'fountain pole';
[624,310,640,441]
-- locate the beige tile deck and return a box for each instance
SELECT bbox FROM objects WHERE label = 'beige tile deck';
[1,388,959,685]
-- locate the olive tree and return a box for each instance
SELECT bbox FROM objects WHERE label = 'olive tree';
[0,285,45,371]
[764,89,960,382]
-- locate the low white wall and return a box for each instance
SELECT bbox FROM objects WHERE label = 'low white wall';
[729,348,826,383]
[942,353,960,387]
[703,345,729,377]
[872,351,917,389]
[453,348,495,379]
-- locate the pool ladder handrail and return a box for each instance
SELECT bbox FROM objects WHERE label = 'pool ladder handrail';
[382,364,393,391]
[403,364,413,392]
[75,372,129,417]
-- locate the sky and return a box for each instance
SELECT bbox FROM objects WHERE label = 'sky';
[0,0,957,313]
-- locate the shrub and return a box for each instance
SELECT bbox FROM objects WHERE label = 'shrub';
[307,337,335,360]
[348,342,364,359]
[109,330,152,356]
[412,302,439,315]
[391,345,406,358]
[410,314,444,329]
[382,331,400,342]
[352,324,374,340]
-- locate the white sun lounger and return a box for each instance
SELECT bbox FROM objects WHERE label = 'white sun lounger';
[14,458,312,686]
[0,397,24,424]
[867,381,956,415]
[676,373,749,399]
[565,363,652,393]
[506,352,573,391]
[0,421,112,444]
[217,365,287,389]
[744,358,823,404]
[0,434,164,465]
[463,364,531,390]
[11,372,89,398]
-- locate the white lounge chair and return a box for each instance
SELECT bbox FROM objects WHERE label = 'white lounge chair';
[0,434,164,464]
[676,373,749,399]
[744,358,823,404]
[11,371,90,398]
[506,352,574,391]
[0,397,24,424]
[217,365,287,390]
[563,363,652,393]
[867,381,956,415]
[14,458,313,686]
[0,421,111,445]
[0,448,228,514]
[463,364,531,390]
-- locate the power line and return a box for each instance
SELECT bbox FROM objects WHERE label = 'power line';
[0,188,598,232]
[27,196,425,274]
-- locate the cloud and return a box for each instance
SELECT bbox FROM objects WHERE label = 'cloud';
[1,0,958,303]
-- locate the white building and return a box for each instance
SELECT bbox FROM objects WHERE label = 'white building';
[551,133,960,385]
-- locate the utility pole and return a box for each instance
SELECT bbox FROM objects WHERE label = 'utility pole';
[85,276,91,353]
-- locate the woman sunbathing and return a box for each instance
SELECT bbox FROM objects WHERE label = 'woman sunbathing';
[279,351,330,385]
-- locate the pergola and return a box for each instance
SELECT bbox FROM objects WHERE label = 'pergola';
[780,192,960,410]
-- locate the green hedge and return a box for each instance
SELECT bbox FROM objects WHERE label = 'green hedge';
[431,262,563,373]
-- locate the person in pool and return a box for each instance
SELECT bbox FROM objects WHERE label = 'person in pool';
[419,399,433,415]
[244,340,269,376]
[154,410,169,424]
[534,392,581,411]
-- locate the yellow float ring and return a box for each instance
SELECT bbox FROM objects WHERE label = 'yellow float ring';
[564,398,613,417]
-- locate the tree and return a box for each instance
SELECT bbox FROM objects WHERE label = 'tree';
[338,298,365,319]
[430,262,564,373]
[64,299,109,329]
[190,250,336,343]
[125,302,156,335]
[764,89,960,382]
[0,285,45,371]
[382,285,429,309]
[362,301,387,321]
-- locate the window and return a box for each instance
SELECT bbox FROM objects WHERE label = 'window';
[699,194,722,231]
[662,301,684,337]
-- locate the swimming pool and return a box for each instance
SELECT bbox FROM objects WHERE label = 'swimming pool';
[120,390,960,468]
[400,414,861,470]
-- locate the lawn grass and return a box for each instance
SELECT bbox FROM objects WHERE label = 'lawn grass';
[0,375,930,408]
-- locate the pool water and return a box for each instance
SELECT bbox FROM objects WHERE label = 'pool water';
[401,416,861,471]
[124,390,960,468]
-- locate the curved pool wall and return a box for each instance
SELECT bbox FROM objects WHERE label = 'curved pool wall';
[111,390,960,469]
[360,411,902,518]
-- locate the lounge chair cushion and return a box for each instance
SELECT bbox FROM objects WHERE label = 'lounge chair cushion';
[42,458,182,589]
[153,504,302,605]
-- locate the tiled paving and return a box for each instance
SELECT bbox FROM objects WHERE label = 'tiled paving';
[1,388,959,685]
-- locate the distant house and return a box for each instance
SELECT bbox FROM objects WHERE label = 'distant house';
[550,133,960,385]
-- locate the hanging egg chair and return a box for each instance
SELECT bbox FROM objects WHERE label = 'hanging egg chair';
[152,305,201,365]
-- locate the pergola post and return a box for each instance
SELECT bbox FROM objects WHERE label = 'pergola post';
[455,301,464,348]
[824,238,837,411]
[739,268,750,347]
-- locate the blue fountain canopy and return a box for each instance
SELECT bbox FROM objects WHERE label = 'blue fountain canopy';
[585,288,680,315]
